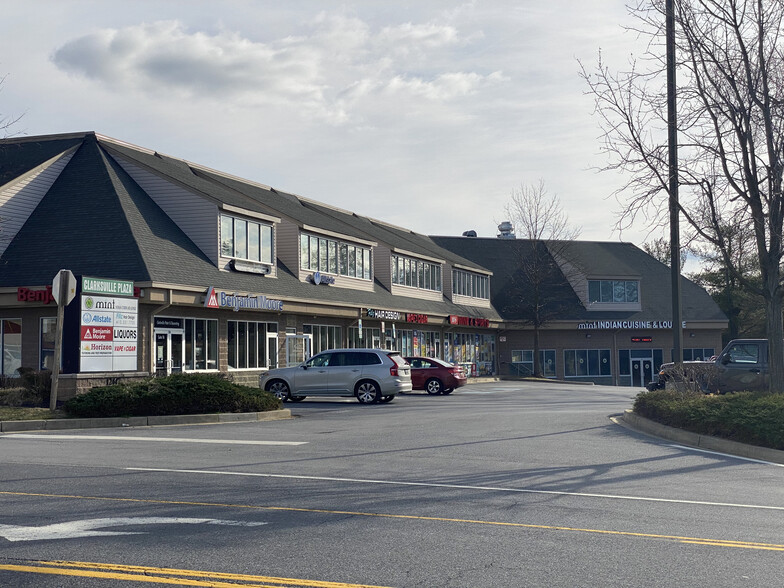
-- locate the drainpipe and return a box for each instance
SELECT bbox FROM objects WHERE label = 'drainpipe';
[612,329,619,386]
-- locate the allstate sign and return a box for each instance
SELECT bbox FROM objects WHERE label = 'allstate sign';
[308,272,336,285]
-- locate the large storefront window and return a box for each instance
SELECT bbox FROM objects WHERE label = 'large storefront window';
[1,319,22,376]
[681,348,715,361]
[40,317,57,371]
[564,349,611,377]
[228,321,278,369]
[304,324,342,354]
[511,349,556,378]
[184,318,218,371]
[383,329,441,358]
[348,327,381,349]
[446,333,495,376]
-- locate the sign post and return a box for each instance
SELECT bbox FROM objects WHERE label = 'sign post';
[49,270,76,411]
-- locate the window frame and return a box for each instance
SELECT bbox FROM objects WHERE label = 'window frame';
[220,213,274,265]
[300,232,372,281]
[588,279,640,304]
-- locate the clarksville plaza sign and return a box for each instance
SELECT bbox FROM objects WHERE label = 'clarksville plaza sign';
[80,277,138,372]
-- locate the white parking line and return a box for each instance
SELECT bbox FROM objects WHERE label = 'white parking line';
[127,467,784,511]
[667,444,784,467]
[3,434,307,446]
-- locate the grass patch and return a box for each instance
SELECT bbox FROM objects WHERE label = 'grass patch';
[0,407,66,421]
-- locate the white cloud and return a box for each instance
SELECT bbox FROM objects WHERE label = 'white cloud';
[50,16,505,128]
[1,1,654,244]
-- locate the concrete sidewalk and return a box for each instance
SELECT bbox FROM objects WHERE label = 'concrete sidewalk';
[616,409,784,465]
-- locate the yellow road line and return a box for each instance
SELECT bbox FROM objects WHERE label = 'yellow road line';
[32,560,389,587]
[0,562,387,587]
[2,490,782,552]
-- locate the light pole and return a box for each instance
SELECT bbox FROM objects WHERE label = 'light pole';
[667,0,683,365]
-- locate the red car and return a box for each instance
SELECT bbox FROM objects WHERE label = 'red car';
[404,357,467,395]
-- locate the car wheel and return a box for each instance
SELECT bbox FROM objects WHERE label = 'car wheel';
[442,387,453,395]
[378,395,395,403]
[266,380,291,402]
[355,381,381,404]
[289,395,307,402]
[425,378,443,395]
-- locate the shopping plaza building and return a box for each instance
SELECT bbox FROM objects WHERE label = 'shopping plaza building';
[0,132,727,398]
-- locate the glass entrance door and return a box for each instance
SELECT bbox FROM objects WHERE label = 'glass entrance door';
[285,335,312,367]
[155,331,184,375]
[631,357,654,388]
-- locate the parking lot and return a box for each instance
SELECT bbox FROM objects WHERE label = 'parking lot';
[2,380,784,587]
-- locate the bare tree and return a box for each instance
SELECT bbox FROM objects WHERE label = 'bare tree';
[501,181,581,377]
[643,237,687,270]
[689,221,765,341]
[581,0,784,392]
[0,73,22,138]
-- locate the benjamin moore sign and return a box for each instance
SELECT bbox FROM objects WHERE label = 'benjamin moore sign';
[82,277,134,297]
[204,287,284,312]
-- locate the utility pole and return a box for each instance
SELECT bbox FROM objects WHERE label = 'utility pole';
[666,0,683,365]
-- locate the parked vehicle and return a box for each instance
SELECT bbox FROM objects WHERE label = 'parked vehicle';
[404,356,467,395]
[648,339,769,394]
[259,348,411,403]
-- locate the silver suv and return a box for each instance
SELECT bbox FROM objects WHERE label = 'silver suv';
[259,348,412,403]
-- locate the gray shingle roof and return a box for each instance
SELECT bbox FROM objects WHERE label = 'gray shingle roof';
[431,236,727,323]
[0,132,499,320]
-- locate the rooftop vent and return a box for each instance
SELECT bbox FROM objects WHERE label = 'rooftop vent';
[497,221,516,239]
[462,230,477,237]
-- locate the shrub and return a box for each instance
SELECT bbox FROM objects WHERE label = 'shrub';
[633,389,784,450]
[64,373,281,418]
[0,368,51,407]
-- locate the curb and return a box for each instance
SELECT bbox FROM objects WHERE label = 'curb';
[616,409,784,465]
[0,409,293,433]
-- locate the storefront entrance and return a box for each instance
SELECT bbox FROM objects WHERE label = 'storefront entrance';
[154,317,185,376]
[630,353,655,388]
[285,334,312,367]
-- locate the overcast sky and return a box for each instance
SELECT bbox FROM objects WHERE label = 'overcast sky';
[1,1,654,245]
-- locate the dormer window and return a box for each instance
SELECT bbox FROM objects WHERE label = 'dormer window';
[588,280,639,304]
[392,254,442,292]
[221,214,273,264]
[452,269,490,300]
[300,233,371,280]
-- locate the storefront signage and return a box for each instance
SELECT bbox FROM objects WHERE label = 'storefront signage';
[366,308,402,320]
[308,272,336,285]
[154,317,184,329]
[230,259,271,275]
[406,313,428,324]
[577,320,687,330]
[80,294,138,372]
[204,287,284,312]
[17,286,55,304]
[631,336,653,343]
[82,277,134,297]
[449,315,490,328]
